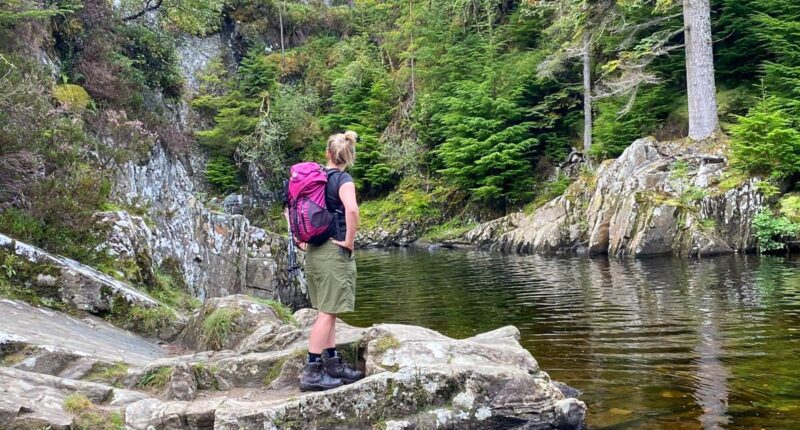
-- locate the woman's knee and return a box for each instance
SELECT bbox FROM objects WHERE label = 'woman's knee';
[318,311,337,321]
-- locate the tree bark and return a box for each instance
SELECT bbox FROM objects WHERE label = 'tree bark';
[683,0,719,140]
[279,1,286,68]
[582,30,592,153]
[409,0,416,99]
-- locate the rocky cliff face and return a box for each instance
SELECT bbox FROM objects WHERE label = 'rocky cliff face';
[467,138,764,257]
[102,144,307,308]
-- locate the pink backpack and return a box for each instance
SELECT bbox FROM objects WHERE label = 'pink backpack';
[287,162,334,245]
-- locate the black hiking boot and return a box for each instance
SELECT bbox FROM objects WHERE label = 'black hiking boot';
[322,355,365,384]
[299,361,343,392]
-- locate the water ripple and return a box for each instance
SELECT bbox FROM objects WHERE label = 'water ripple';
[343,249,800,430]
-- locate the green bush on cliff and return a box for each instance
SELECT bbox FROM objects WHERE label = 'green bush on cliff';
[121,24,183,97]
[753,209,800,252]
[205,156,241,193]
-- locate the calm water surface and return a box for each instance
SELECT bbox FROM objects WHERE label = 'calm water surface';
[340,248,800,430]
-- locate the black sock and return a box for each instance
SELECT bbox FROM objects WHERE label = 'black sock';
[308,352,321,363]
[325,347,337,358]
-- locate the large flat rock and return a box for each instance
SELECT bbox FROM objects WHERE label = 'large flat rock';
[0,299,166,367]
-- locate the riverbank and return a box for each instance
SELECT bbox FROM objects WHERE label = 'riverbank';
[357,137,800,257]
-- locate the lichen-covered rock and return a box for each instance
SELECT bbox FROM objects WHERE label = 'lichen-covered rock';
[474,138,764,257]
[126,322,586,430]
[111,145,310,309]
[177,295,287,351]
[246,227,309,310]
[357,221,433,248]
[462,213,524,249]
[0,299,166,373]
[0,366,150,430]
[94,210,156,284]
[0,233,159,314]
[165,363,197,401]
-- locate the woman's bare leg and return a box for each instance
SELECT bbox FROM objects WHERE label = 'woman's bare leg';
[308,311,336,354]
[324,314,337,349]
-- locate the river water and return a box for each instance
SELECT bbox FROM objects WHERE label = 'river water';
[341,248,800,430]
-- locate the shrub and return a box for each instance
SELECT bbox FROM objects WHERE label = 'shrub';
[205,156,241,193]
[730,97,800,180]
[752,209,800,253]
[120,24,183,97]
[53,84,91,111]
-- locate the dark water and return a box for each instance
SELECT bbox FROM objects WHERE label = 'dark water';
[340,248,800,430]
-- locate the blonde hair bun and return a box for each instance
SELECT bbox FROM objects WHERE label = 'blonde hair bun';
[343,130,358,143]
[326,131,357,168]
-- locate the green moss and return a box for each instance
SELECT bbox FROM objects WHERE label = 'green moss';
[149,265,200,311]
[420,218,477,242]
[63,393,93,414]
[780,194,800,222]
[202,308,242,350]
[524,173,572,214]
[263,357,287,387]
[107,296,177,337]
[71,409,126,430]
[0,344,36,366]
[136,366,172,392]
[357,178,462,234]
[83,361,129,386]
[53,84,91,111]
[0,250,71,312]
[371,335,401,354]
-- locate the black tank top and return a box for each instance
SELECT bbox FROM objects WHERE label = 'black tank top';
[325,168,352,241]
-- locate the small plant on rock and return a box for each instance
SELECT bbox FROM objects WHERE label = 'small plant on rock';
[202,308,241,350]
[248,296,297,326]
[63,393,93,414]
[136,366,172,392]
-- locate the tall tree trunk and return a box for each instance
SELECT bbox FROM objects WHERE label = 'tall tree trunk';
[279,1,286,68]
[409,0,416,99]
[683,0,719,140]
[582,30,592,154]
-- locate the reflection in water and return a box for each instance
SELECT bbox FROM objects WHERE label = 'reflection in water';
[342,249,800,430]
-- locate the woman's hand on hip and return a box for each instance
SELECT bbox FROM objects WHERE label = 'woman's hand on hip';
[331,239,354,252]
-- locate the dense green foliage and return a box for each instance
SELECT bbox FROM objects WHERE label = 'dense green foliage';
[753,209,800,252]
[1,0,799,251]
[182,0,798,212]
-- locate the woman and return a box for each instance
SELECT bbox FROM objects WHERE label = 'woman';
[299,130,364,392]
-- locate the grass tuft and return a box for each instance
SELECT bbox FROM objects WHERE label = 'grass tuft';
[136,366,172,392]
[63,393,93,414]
[83,361,129,386]
[248,296,297,326]
[202,308,241,350]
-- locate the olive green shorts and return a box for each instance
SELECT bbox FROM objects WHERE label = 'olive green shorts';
[305,239,356,314]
